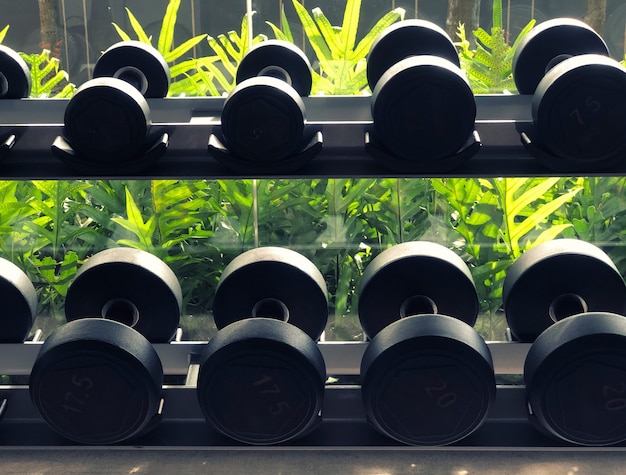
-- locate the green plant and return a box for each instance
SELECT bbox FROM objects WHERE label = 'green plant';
[113,0,217,96]
[0,25,9,43]
[267,0,404,94]
[203,12,268,94]
[19,49,75,98]
[456,0,535,93]
[432,177,581,339]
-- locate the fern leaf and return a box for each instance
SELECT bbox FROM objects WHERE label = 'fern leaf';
[163,34,208,63]
[339,0,362,53]
[0,25,9,44]
[292,0,332,62]
[126,8,152,44]
[351,8,405,61]
[112,22,132,41]
[158,0,180,55]
[313,8,342,56]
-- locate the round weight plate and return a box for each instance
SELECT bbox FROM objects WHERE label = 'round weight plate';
[0,257,37,342]
[371,55,475,162]
[29,318,163,445]
[367,19,460,89]
[361,314,495,445]
[197,318,326,445]
[525,312,626,446]
[236,40,312,96]
[503,239,626,343]
[63,77,150,163]
[513,18,609,95]
[221,77,306,163]
[93,41,170,98]
[359,241,479,339]
[65,248,182,343]
[532,54,626,169]
[213,247,328,340]
[0,45,31,98]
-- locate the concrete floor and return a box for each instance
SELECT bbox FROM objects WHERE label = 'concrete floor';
[0,448,625,475]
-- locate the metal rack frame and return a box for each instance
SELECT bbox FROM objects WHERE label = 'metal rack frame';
[0,94,624,448]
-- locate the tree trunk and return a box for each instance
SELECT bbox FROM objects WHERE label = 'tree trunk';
[585,0,607,37]
[446,0,480,44]
[38,0,62,58]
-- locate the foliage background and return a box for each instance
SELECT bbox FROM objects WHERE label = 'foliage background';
[1,1,626,342]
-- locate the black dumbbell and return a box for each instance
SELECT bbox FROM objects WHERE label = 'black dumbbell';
[0,45,31,160]
[365,20,480,172]
[0,257,37,342]
[52,41,170,173]
[64,247,182,342]
[29,248,182,444]
[358,241,495,446]
[503,239,626,446]
[208,40,322,173]
[0,45,31,99]
[513,18,626,171]
[196,247,328,445]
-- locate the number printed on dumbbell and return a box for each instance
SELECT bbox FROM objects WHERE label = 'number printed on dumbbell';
[569,96,601,125]
[424,379,458,408]
[603,382,626,411]
[253,374,291,416]
[62,375,95,413]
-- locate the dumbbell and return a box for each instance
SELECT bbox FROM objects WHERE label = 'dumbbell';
[365,20,480,172]
[503,239,626,445]
[358,241,495,445]
[513,18,626,170]
[196,247,328,445]
[0,257,37,342]
[0,45,31,99]
[0,45,31,160]
[29,248,182,444]
[208,40,322,173]
[52,40,170,173]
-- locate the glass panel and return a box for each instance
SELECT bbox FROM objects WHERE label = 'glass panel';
[0,176,618,342]
[3,1,626,96]
[2,2,626,342]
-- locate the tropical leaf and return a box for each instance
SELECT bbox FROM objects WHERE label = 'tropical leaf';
[19,50,75,98]
[268,0,404,94]
[0,25,9,44]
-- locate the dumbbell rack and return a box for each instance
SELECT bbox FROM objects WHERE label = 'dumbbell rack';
[0,94,623,449]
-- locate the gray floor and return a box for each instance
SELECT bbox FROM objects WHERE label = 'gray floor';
[0,448,625,475]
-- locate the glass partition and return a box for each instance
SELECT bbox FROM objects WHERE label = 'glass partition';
[1,2,626,343]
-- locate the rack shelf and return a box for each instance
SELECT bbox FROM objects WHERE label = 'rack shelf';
[0,95,621,179]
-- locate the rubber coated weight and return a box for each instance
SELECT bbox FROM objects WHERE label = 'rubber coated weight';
[532,54,626,168]
[503,239,626,342]
[212,247,328,340]
[221,77,307,163]
[30,319,163,445]
[366,20,476,167]
[371,55,475,161]
[358,242,493,445]
[359,241,479,338]
[361,314,495,446]
[524,312,626,446]
[0,257,37,342]
[93,41,170,98]
[236,40,312,97]
[62,77,151,164]
[59,41,169,168]
[0,45,31,98]
[513,18,609,95]
[220,40,312,165]
[65,248,182,343]
[367,19,460,89]
[197,318,326,445]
